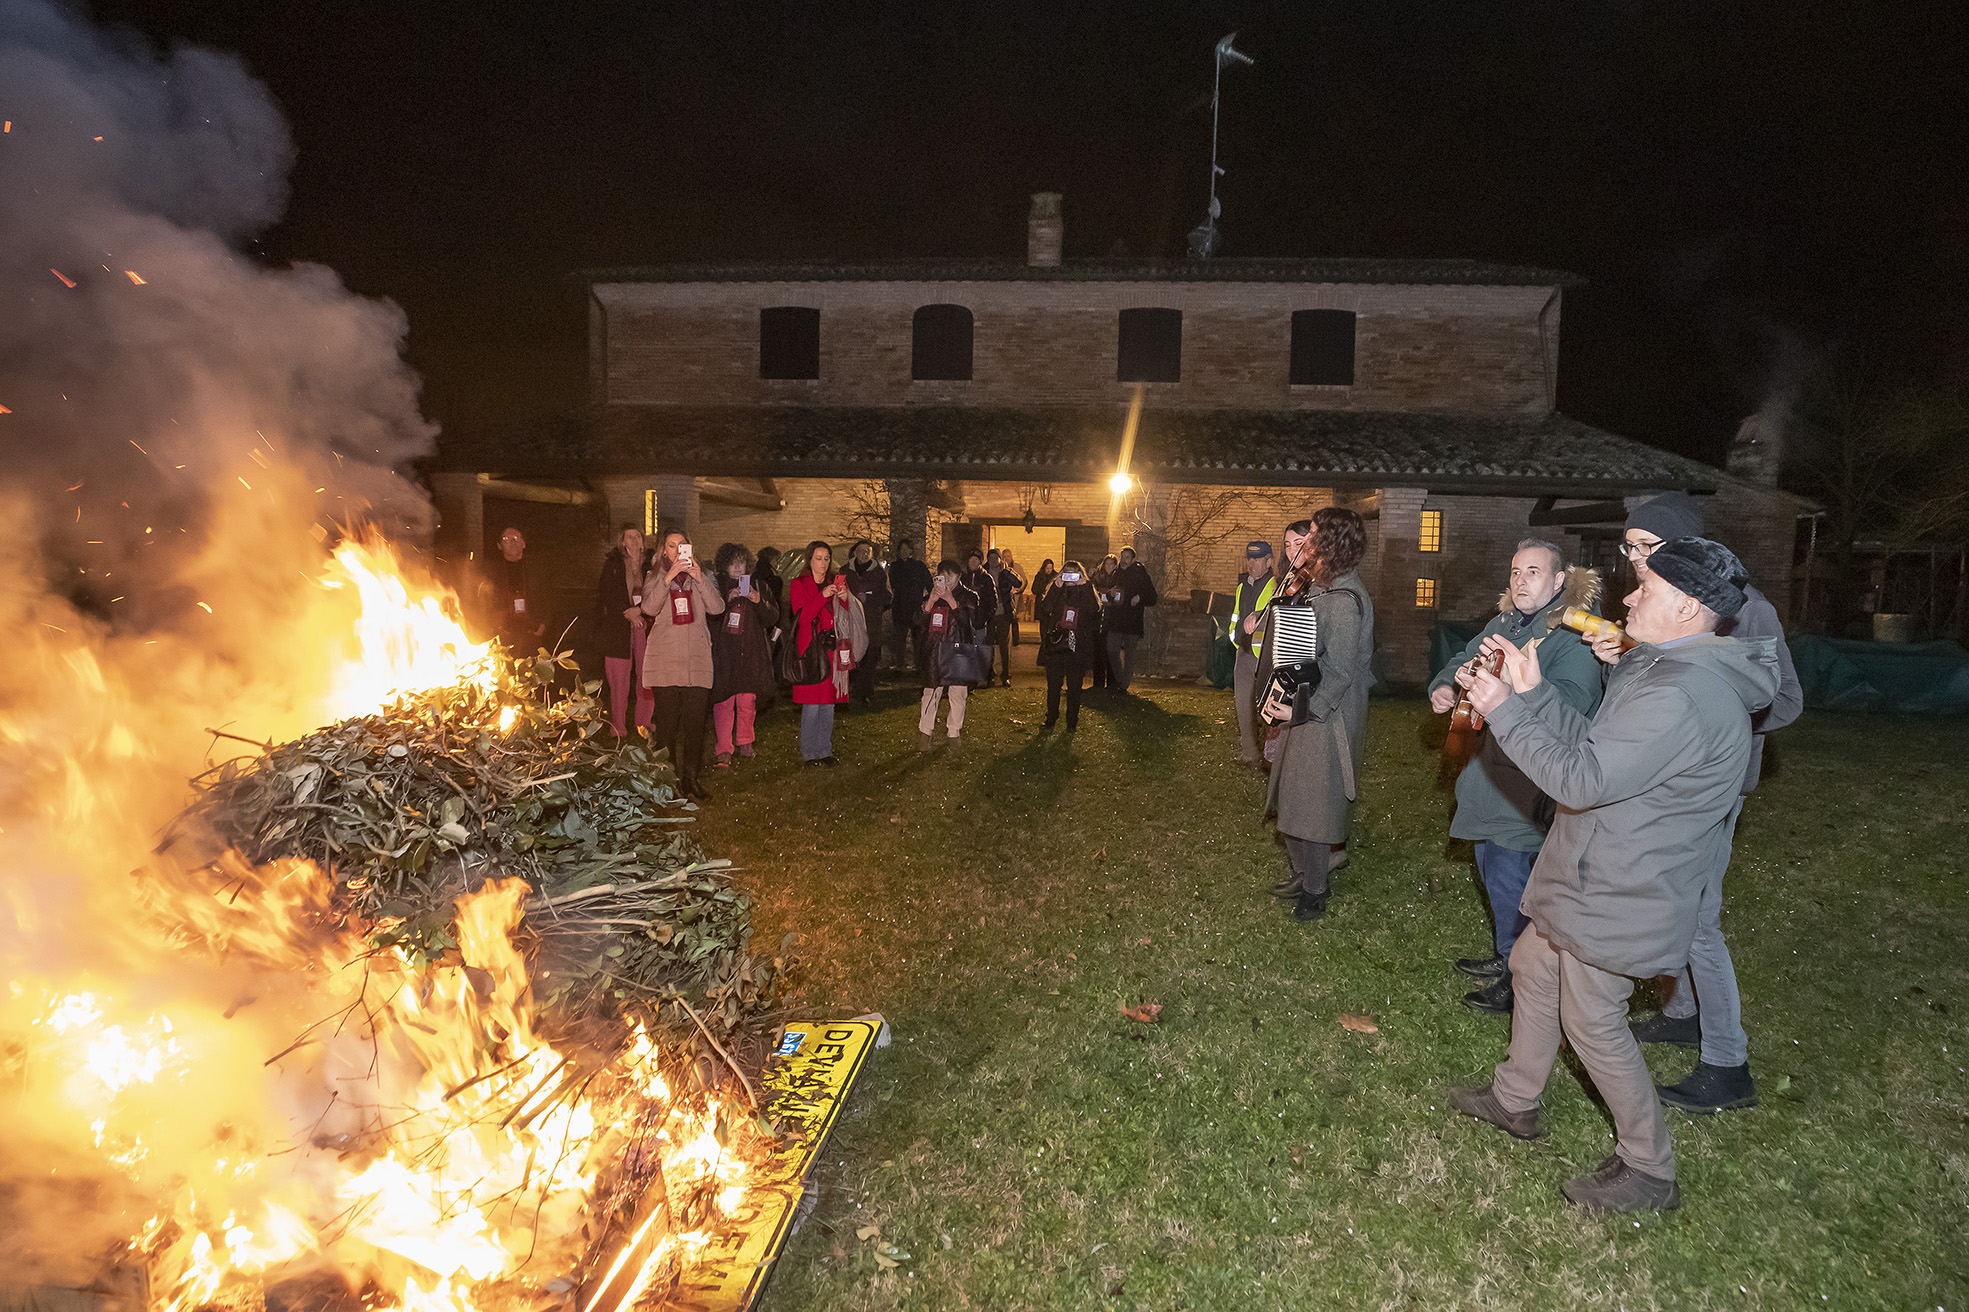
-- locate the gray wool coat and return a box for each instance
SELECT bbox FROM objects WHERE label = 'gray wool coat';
[1486,633,1781,978]
[1261,570,1376,844]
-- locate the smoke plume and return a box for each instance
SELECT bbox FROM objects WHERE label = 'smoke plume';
[0,2,448,1283]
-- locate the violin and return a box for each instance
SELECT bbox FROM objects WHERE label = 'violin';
[1276,553,1320,602]
[1443,647,1505,760]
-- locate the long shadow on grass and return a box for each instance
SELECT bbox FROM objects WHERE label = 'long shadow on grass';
[1090,687,1205,769]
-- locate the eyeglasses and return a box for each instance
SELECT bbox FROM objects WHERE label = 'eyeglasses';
[1619,538,1664,560]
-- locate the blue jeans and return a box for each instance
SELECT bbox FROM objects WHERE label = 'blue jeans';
[800,702,835,760]
[1474,840,1536,959]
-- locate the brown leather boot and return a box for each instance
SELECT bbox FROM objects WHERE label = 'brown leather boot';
[1561,1154,1681,1212]
[1448,1083,1545,1139]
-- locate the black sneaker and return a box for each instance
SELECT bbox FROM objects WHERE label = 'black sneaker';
[1657,1061,1757,1114]
[1462,972,1514,1016]
[1629,1012,1701,1049]
[1293,890,1328,922]
[1455,952,1509,980]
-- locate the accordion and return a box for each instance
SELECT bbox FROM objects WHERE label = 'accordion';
[1258,609,1321,727]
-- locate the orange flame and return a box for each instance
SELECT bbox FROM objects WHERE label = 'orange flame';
[2,536,759,1309]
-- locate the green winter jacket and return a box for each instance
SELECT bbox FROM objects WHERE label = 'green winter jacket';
[1426,567,1606,852]
[1486,632,1781,978]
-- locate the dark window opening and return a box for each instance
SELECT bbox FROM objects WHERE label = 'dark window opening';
[759,306,820,380]
[1290,309,1357,386]
[1117,308,1182,383]
[912,304,974,381]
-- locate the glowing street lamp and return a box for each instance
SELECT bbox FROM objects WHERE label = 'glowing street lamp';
[1108,472,1132,495]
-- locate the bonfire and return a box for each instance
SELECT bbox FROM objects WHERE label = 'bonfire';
[3,538,817,1312]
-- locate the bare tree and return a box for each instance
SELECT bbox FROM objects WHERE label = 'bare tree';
[1127,484,1295,669]
[1791,369,1969,628]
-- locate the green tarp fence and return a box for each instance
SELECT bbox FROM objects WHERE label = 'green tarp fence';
[1787,635,1969,715]
[1203,619,1237,689]
[1428,623,1969,716]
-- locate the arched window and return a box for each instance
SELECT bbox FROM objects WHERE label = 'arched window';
[912,304,974,381]
[1290,309,1357,386]
[759,306,820,379]
[1117,308,1182,382]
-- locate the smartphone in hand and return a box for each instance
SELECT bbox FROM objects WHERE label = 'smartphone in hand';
[678,543,694,567]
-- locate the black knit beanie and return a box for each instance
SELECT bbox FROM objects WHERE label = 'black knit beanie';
[1626,491,1705,542]
[1648,537,1749,619]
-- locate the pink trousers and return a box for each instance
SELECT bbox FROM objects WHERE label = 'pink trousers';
[605,622,654,736]
[712,693,757,754]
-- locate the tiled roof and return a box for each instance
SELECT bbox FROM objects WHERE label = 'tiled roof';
[441,406,1722,496]
[583,256,1578,289]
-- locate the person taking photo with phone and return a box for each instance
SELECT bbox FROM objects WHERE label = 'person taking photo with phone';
[638,531,723,802]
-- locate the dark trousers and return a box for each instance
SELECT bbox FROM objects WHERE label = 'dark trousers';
[1044,661,1084,728]
[1287,837,1331,896]
[850,630,882,702]
[648,684,711,788]
[1090,634,1112,687]
[893,615,918,673]
[992,617,1013,684]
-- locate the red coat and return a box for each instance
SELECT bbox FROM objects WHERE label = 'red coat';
[789,573,848,705]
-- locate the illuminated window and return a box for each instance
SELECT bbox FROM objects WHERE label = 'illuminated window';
[644,489,659,537]
[1419,509,1443,553]
[1415,578,1438,608]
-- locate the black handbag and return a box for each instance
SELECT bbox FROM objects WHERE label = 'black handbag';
[779,624,834,685]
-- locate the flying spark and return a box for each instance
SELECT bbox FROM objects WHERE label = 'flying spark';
[51,269,76,288]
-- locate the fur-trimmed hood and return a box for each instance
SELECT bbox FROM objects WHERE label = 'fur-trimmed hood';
[1496,564,1602,620]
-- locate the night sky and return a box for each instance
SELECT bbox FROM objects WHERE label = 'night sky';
[91,1,1969,470]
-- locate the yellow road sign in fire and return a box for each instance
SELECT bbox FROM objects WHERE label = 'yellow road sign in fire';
[680,1019,883,1311]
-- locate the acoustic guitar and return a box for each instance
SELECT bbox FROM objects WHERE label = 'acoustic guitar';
[1442,647,1505,760]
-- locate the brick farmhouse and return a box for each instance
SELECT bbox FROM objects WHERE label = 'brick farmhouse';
[432,195,1806,686]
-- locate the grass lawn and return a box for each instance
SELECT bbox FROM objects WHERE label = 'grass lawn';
[689,677,1968,1311]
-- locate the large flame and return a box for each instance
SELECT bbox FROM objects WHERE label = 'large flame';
[1,535,758,1309]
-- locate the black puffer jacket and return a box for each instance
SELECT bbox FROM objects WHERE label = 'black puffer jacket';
[1036,582,1103,671]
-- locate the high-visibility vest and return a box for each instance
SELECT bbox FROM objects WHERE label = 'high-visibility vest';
[1231,576,1277,655]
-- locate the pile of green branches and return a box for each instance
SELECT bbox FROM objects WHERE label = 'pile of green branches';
[173,650,791,1043]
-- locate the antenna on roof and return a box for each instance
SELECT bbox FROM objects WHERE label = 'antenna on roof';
[1188,33,1254,260]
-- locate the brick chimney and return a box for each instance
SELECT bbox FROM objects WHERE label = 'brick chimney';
[1027,192,1062,268]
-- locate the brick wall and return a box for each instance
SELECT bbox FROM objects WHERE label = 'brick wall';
[595,280,1555,415]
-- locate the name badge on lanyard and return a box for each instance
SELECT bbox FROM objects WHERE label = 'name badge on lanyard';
[726,607,742,632]
[1062,606,1077,631]
[930,610,946,632]
[670,585,694,625]
[834,643,854,671]
[512,597,526,614]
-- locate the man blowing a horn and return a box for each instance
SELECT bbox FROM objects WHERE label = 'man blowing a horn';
[1427,539,1605,1016]
[1446,538,1779,1212]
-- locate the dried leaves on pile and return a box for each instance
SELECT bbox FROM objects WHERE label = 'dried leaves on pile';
[171,651,792,1043]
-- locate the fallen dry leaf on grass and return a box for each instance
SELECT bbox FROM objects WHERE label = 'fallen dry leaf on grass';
[1338,1013,1379,1034]
[1093,845,1107,863]
[1122,1001,1163,1024]
[1134,936,1152,947]
[856,1224,882,1241]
